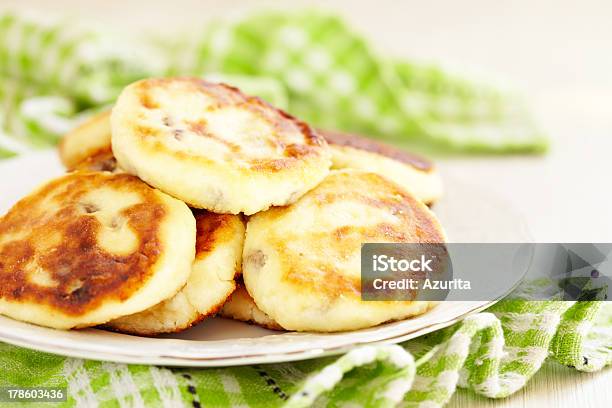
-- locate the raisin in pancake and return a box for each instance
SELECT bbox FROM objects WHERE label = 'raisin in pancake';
[219,282,283,331]
[107,211,245,335]
[73,149,119,173]
[321,130,443,205]
[0,172,195,329]
[242,169,446,332]
[111,77,331,215]
[59,111,112,170]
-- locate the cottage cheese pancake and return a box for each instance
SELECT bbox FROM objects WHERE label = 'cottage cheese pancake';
[111,77,331,214]
[219,282,283,331]
[0,172,195,329]
[59,110,112,170]
[321,130,443,205]
[107,211,245,335]
[243,169,446,332]
[59,109,440,203]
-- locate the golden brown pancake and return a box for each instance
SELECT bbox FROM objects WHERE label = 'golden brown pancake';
[243,169,445,332]
[321,130,443,205]
[106,211,245,335]
[59,111,112,170]
[0,172,196,329]
[111,77,331,214]
[219,281,283,331]
[72,149,118,172]
[321,130,433,172]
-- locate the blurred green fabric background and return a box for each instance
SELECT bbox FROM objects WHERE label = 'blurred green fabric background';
[0,11,547,159]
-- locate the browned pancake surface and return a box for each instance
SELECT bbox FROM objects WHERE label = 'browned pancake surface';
[194,210,243,255]
[0,172,167,316]
[248,170,444,300]
[130,78,327,172]
[73,148,118,172]
[320,129,433,172]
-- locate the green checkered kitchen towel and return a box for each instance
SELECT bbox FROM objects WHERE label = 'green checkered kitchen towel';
[0,297,610,407]
[0,11,546,157]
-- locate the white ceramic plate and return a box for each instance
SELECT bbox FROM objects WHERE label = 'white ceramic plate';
[0,151,529,366]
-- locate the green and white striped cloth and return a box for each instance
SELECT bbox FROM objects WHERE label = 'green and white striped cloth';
[0,11,546,157]
[0,298,609,407]
[0,12,159,152]
[177,11,546,154]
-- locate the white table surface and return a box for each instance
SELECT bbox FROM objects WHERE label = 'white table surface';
[1,1,611,406]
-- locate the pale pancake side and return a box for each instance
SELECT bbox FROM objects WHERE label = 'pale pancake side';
[219,283,283,331]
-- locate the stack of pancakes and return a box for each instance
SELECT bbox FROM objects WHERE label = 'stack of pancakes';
[0,77,445,334]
